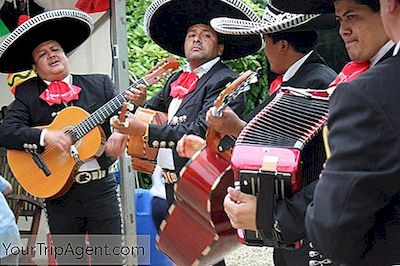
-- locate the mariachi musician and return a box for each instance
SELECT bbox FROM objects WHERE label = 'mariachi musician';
[270,0,400,265]
[0,10,126,264]
[178,3,338,266]
[111,0,262,208]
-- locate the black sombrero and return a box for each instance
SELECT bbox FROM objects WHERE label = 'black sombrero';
[143,0,263,60]
[210,3,337,36]
[0,9,93,73]
[268,0,334,14]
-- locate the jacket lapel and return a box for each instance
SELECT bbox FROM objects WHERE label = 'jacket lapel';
[284,51,324,84]
[377,46,395,65]
[175,61,224,112]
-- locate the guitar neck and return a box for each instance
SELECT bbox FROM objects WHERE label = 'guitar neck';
[204,70,256,153]
[72,78,147,140]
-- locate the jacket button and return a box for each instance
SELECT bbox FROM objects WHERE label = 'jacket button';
[152,140,159,148]
[160,141,166,148]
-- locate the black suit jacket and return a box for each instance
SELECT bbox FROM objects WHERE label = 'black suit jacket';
[306,53,400,265]
[0,74,117,170]
[146,61,246,175]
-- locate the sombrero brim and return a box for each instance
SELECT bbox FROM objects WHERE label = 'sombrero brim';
[0,9,93,73]
[144,0,263,60]
[268,0,334,14]
[211,13,337,35]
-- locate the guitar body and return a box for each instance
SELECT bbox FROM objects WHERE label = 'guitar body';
[127,107,167,174]
[7,106,104,198]
[157,147,239,266]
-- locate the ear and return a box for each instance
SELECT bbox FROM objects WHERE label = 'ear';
[384,0,396,13]
[389,0,397,13]
[217,43,224,56]
[279,40,289,53]
[32,64,36,72]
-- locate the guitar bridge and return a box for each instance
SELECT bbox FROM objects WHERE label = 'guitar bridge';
[70,145,84,167]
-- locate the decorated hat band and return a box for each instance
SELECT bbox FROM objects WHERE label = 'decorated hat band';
[210,3,337,36]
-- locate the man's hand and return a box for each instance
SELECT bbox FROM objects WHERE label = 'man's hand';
[110,113,147,136]
[105,132,128,158]
[224,186,257,231]
[206,106,246,138]
[125,84,147,106]
[44,130,72,152]
[176,134,206,158]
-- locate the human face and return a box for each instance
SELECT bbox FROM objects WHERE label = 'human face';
[32,40,69,81]
[184,24,224,69]
[263,35,286,74]
[334,0,389,62]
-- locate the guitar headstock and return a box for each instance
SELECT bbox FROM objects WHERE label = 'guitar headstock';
[213,70,257,111]
[143,56,180,86]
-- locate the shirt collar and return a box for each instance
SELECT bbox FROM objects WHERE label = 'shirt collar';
[43,74,72,85]
[370,41,395,66]
[182,57,220,79]
[283,50,313,82]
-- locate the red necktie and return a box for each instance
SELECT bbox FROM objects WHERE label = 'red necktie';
[329,61,370,88]
[170,71,199,99]
[269,75,283,95]
[39,81,82,106]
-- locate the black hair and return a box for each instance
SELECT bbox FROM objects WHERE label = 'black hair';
[267,31,318,54]
[217,34,225,45]
[334,0,380,12]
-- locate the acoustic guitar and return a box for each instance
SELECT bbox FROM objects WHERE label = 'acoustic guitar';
[127,108,168,175]
[7,57,179,199]
[157,70,259,266]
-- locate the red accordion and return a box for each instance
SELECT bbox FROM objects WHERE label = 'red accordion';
[231,88,330,247]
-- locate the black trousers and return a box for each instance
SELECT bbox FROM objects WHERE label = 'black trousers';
[45,174,122,265]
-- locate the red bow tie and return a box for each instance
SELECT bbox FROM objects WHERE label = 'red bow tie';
[329,61,370,88]
[170,71,199,99]
[269,74,283,95]
[39,81,82,106]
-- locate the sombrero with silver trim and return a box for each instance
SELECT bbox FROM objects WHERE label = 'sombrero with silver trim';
[144,0,263,60]
[0,9,93,73]
[268,0,334,14]
[210,3,337,36]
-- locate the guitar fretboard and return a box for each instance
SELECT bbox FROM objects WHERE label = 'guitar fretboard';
[72,78,147,140]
